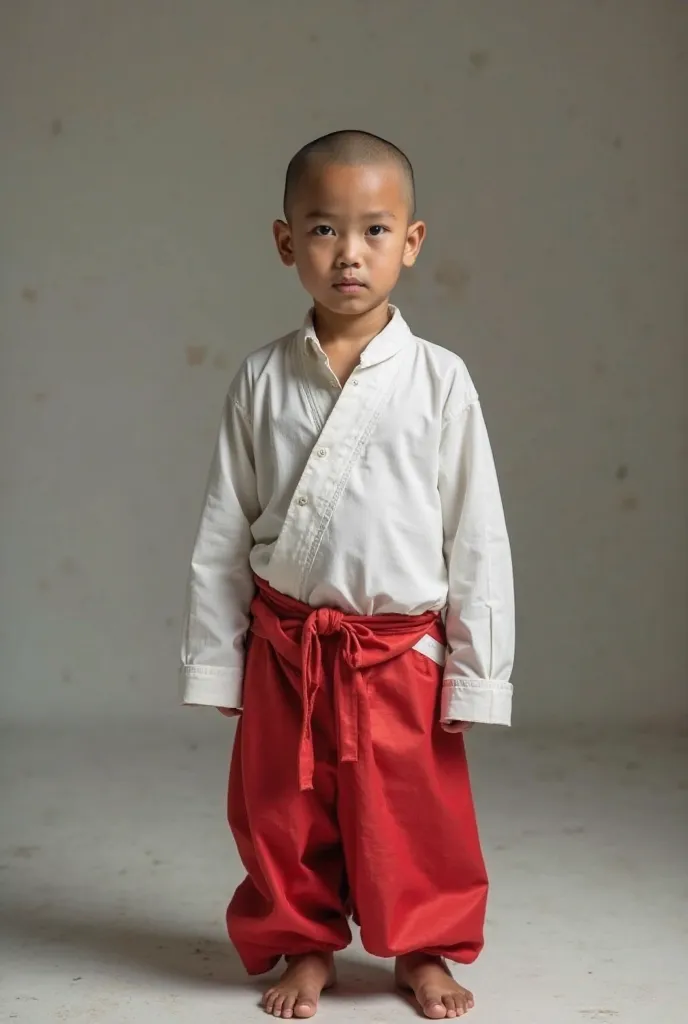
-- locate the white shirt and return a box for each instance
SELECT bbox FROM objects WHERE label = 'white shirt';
[181,307,515,726]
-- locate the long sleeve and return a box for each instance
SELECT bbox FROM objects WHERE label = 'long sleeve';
[180,392,260,709]
[438,398,515,726]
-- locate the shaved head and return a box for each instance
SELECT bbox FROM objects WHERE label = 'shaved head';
[283,130,416,220]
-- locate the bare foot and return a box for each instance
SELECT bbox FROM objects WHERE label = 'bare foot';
[395,953,474,1019]
[262,952,335,1019]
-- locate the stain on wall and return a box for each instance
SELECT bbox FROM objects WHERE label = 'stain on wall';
[10,846,41,859]
[186,345,208,367]
[434,260,472,301]
[469,50,490,72]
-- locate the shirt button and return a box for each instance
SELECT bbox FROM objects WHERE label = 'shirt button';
[296,496,308,507]
[316,447,328,458]
[351,379,359,386]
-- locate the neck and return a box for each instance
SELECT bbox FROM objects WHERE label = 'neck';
[312,299,392,350]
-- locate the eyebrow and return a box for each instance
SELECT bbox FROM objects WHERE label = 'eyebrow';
[304,209,398,220]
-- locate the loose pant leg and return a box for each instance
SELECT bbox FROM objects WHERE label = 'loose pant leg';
[227,636,351,975]
[338,637,489,964]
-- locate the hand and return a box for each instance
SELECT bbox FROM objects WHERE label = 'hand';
[441,720,473,734]
[217,707,241,718]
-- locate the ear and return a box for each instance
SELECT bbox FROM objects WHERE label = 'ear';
[273,219,295,267]
[402,219,426,268]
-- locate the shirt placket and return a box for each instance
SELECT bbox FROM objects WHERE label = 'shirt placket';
[267,360,398,600]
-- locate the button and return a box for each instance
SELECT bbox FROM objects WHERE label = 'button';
[351,379,359,386]
[316,447,328,458]
[296,496,308,506]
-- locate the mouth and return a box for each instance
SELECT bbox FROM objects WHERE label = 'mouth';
[333,279,366,293]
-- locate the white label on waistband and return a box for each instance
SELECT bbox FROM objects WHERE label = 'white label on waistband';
[412,634,447,667]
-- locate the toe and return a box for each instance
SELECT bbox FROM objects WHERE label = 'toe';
[272,995,285,1017]
[421,994,447,1020]
[281,993,296,1020]
[294,999,316,1019]
[443,996,458,1018]
[263,989,275,1011]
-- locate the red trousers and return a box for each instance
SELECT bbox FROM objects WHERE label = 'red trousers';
[227,579,488,975]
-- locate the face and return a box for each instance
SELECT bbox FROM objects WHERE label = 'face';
[273,162,425,317]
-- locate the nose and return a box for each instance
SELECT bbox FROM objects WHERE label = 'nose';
[334,233,362,268]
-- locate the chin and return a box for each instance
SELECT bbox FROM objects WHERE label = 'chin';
[317,292,385,315]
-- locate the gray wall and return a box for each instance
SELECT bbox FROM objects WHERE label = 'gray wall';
[1,0,686,727]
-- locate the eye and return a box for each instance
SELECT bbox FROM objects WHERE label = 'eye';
[367,225,388,237]
[312,225,335,236]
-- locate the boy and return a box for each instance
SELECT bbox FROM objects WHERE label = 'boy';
[181,130,515,1020]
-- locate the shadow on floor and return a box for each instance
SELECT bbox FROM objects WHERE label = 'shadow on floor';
[1,902,397,998]
[2,904,245,986]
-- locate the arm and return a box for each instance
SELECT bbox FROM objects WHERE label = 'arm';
[180,389,260,711]
[438,397,515,727]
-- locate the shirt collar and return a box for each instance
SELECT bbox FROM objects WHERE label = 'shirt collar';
[300,305,412,368]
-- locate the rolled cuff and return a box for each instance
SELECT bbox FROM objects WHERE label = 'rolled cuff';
[441,677,513,727]
[180,665,243,710]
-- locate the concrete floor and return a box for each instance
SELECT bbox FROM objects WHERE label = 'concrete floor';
[1,717,686,1023]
